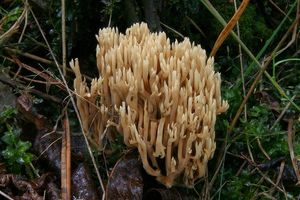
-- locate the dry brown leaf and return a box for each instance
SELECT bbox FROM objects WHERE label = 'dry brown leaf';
[210,0,250,57]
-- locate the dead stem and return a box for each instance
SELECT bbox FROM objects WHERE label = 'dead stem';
[257,138,271,160]
[287,119,300,185]
[61,111,71,200]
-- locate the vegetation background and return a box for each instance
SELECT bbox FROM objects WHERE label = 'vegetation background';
[0,0,300,199]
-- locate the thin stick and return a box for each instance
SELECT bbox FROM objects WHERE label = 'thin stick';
[8,56,66,91]
[61,111,71,200]
[287,119,300,185]
[268,160,285,197]
[61,0,67,76]
[185,16,206,38]
[268,0,287,17]
[270,95,296,130]
[233,0,247,120]
[4,47,53,65]
[9,71,62,85]
[160,22,185,39]
[0,75,62,103]
[28,4,106,199]
[18,0,28,43]
[0,190,13,200]
[3,48,92,81]
[243,155,286,194]
[257,138,271,160]
[37,137,62,160]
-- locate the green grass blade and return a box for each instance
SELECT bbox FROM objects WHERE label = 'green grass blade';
[199,0,300,111]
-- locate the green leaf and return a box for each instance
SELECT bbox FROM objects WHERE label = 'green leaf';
[0,106,17,123]
[2,147,16,160]
[1,131,16,145]
[16,141,31,152]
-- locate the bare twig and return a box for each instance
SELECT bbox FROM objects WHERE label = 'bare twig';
[257,138,271,160]
[208,143,231,191]
[18,0,28,43]
[37,137,62,160]
[235,161,247,176]
[287,119,300,185]
[4,47,54,65]
[268,160,285,197]
[0,75,62,103]
[6,56,66,90]
[0,190,14,200]
[243,155,286,194]
[256,168,286,194]
[3,48,92,81]
[275,11,299,56]
[160,22,184,39]
[247,138,254,162]
[10,71,62,85]
[268,0,287,17]
[270,95,296,130]
[185,16,206,38]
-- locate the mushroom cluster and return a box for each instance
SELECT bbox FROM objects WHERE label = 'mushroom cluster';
[71,22,228,187]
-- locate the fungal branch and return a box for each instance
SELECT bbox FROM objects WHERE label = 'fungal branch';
[71,23,229,187]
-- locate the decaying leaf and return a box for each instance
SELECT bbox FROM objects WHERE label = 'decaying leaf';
[106,151,144,200]
[17,94,47,131]
[0,173,53,200]
[72,163,99,200]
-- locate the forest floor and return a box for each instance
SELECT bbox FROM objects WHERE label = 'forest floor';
[1,0,300,199]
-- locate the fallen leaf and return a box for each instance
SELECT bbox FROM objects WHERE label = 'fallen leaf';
[0,173,53,200]
[106,151,144,200]
[72,163,100,200]
[210,0,250,57]
[17,94,47,131]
